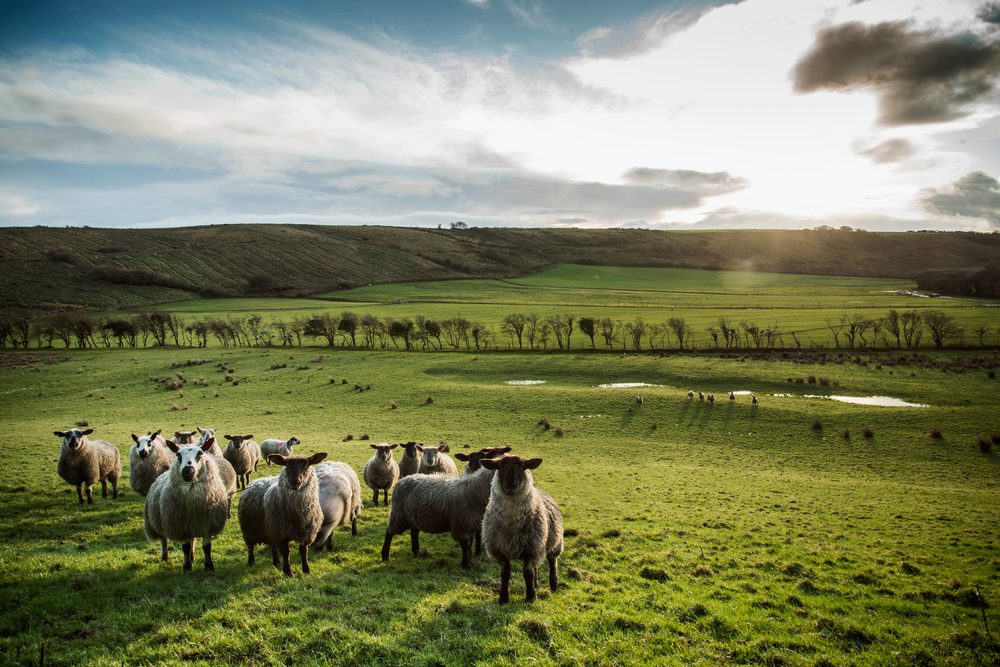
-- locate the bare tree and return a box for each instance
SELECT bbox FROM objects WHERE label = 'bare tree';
[923,310,961,348]
[578,317,597,348]
[883,309,902,348]
[501,313,527,349]
[667,317,693,350]
[599,318,617,348]
[900,310,923,348]
[973,324,992,346]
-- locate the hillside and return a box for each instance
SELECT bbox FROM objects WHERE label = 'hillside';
[1,225,998,311]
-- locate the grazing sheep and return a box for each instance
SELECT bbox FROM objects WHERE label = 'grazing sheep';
[195,426,223,457]
[363,443,400,507]
[417,443,458,476]
[687,390,694,399]
[698,392,704,402]
[635,396,644,406]
[381,451,501,568]
[480,455,563,604]
[144,439,232,571]
[129,429,175,496]
[260,436,300,463]
[752,395,759,406]
[398,441,421,478]
[55,428,121,504]
[313,461,362,551]
[173,430,197,444]
[237,452,328,576]
[707,394,715,405]
[223,434,261,490]
[729,391,736,401]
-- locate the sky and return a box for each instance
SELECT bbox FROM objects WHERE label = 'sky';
[2,0,1000,231]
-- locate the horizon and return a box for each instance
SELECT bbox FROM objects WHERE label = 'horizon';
[2,0,1000,232]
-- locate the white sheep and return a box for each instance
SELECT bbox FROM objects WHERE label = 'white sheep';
[635,396,644,406]
[195,426,223,457]
[313,461,362,551]
[223,434,261,490]
[237,452,328,576]
[363,443,400,506]
[752,395,759,406]
[144,439,232,571]
[481,455,563,604]
[698,392,705,401]
[129,429,175,496]
[708,394,715,405]
[417,443,458,476]
[687,390,694,399]
[260,436,300,463]
[55,428,121,504]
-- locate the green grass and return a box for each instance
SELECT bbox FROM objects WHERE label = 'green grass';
[2,346,998,665]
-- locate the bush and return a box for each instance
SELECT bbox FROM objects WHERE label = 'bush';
[91,266,187,290]
[841,428,850,439]
[807,375,816,384]
[863,427,874,438]
[45,249,74,263]
[929,428,943,439]
[538,417,551,430]
[812,419,822,430]
[978,437,992,453]
[343,434,354,442]
[554,425,564,437]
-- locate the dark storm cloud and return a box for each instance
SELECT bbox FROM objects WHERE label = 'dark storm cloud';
[621,167,748,194]
[857,138,915,164]
[791,21,1000,126]
[978,2,1000,24]
[923,171,1000,228]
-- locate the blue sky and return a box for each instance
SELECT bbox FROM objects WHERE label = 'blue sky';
[2,0,999,230]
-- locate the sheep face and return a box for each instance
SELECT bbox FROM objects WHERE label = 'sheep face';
[401,442,419,458]
[173,431,196,444]
[166,438,216,483]
[196,426,216,446]
[369,443,398,462]
[224,434,254,449]
[131,429,162,459]
[481,456,542,496]
[270,452,328,489]
[455,446,512,472]
[55,428,94,451]
[417,443,446,468]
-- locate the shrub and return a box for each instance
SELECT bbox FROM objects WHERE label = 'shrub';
[538,417,551,430]
[812,419,822,430]
[929,428,942,439]
[978,437,992,453]
[91,266,187,290]
[863,427,874,438]
[343,434,354,442]
[818,376,830,386]
[554,425,564,437]
[45,249,74,263]
[992,433,1000,445]
[841,428,850,439]
[425,395,434,404]
[807,375,816,384]
[360,434,369,441]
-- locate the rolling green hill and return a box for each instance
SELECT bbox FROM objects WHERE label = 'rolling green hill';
[2,224,998,311]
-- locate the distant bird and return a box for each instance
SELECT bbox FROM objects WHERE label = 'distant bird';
[729,391,736,401]
[752,396,759,406]
[687,390,694,399]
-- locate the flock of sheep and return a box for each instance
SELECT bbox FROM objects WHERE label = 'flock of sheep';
[52,426,563,603]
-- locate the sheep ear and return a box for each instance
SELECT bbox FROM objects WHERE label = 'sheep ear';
[131,434,139,443]
[500,446,512,454]
[197,427,205,434]
[244,434,254,440]
[54,431,65,437]
[269,454,287,466]
[415,445,424,452]
[81,429,94,436]
[480,458,500,470]
[223,434,233,440]
[165,440,179,453]
[522,458,543,470]
[437,444,448,452]
[152,429,162,437]
[308,452,327,465]
[389,444,398,449]
[455,453,469,461]
[369,444,379,449]
[201,438,215,452]
[174,431,183,437]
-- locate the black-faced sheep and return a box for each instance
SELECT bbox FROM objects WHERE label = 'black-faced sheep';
[129,429,175,496]
[417,443,458,476]
[237,452,327,576]
[363,443,399,506]
[144,439,232,571]
[752,395,759,406]
[55,428,121,504]
[313,461,362,551]
[398,441,421,478]
[173,430,197,444]
[223,434,261,490]
[260,436,300,463]
[481,455,564,604]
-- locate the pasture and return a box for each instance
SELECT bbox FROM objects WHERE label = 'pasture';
[1,345,998,665]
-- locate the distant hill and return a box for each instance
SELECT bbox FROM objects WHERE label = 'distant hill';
[1,225,998,311]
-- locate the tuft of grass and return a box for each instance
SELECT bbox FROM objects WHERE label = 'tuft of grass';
[978,437,992,453]
[863,427,874,438]
[553,425,564,437]
[929,427,943,439]
[841,428,850,439]
[812,418,823,430]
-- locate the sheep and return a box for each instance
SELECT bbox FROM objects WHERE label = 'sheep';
[143,439,232,571]
[363,443,400,507]
[313,461,362,551]
[687,390,694,399]
[752,395,759,406]
[708,394,715,405]
[455,446,512,554]
[698,391,705,401]
[417,443,458,476]
[223,434,261,490]
[173,430,197,444]
[635,395,644,406]
[237,452,328,576]
[398,441,421,478]
[54,428,121,504]
[129,429,175,496]
[195,426,223,457]
[381,450,501,568]
[480,455,563,604]
[260,436,300,463]
[729,391,736,401]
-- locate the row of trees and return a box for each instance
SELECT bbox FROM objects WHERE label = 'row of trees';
[0,308,987,351]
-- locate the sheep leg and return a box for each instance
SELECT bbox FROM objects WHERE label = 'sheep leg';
[381,531,394,562]
[76,484,84,504]
[474,529,482,556]
[280,542,292,577]
[382,489,389,507]
[101,479,108,498]
[523,561,537,603]
[300,543,310,574]
[246,541,256,566]
[270,545,280,568]
[110,476,118,499]
[499,559,511,604]
[372,488,379,506]
[203,538,215,571]
[459,538,472,569]
[85,484,94,504]
[548,556,559,591]
[351,517,357,536]
[160,539,168,562]
[410,529,420,556]
[182,541,194,572]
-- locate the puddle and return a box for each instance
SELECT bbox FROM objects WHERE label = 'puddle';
[597,382,660,388]
[731,390,753,395]
[578,414,608,419]
[506,380,546,385]
[771,393,927,407]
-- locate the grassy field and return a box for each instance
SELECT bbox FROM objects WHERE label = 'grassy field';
[1,346,998,665]
[118,264,1000,349]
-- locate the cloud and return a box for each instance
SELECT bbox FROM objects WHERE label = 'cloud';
[856,138,915,164]
[462,0,489,7]
[622,167,748,195]
[501,0,557,31]
[922,170,1000,228]
[979,2,1000,24]
[577,6,712,59]
[791,20,1000,125]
